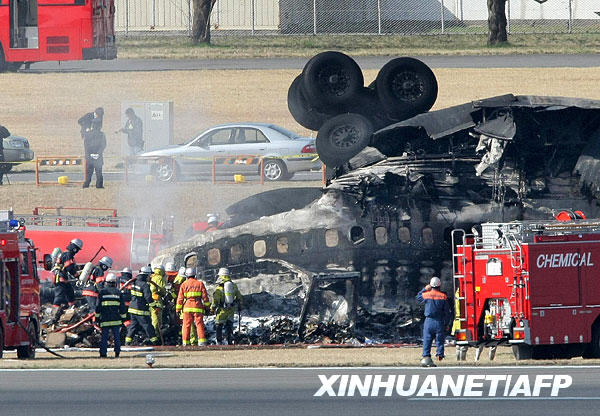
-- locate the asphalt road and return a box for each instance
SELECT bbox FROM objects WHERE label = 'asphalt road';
[1,366,600,416]
[23,54,600,73]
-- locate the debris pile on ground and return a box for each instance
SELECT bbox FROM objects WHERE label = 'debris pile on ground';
[41,304,101,348]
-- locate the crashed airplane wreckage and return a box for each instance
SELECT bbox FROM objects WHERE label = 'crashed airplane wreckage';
[155,91,600,343]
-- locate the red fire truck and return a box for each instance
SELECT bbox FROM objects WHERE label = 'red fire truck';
[453,219,600,360]
[0,210,40,359]
[0,0,116,71]
[18,207,174,281]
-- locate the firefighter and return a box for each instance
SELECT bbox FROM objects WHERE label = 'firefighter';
[149,265,167,344]
[125,266,159,345]
[172,266,196,343]
[119,267,133,332]
[52,238,83,307]
[95,272,126,358]
[211,267,243,345]
[206,215,220,232]
[416,277,452,367]
[176,267,210,346]
[83,256,113,313]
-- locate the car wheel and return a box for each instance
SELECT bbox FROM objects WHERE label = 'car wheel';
[376,57,438,119]
[262,159,287,181]
[16,320,37,359]
[287,75,331,131]
[316,113,373,167]
[302,51,364,108]
[156,158,179,182]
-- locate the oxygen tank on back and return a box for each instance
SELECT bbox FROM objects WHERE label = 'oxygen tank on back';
[51,247,62,264]
[224,280,234,307]
[79,262,94,284]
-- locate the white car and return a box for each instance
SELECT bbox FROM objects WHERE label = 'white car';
[140,123,320,181]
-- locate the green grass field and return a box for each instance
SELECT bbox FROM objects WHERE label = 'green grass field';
[117,33,600,59]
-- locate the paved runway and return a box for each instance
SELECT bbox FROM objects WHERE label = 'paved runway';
[1,366,600,416]
[23,54,600,73]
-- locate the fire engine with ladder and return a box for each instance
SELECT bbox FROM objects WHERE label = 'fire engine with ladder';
[453,218,600,360]
[0,210,40,359]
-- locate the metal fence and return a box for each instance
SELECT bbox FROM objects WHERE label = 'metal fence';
[115,0,600,36]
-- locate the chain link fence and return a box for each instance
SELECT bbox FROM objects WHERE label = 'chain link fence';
[115,0,600,36]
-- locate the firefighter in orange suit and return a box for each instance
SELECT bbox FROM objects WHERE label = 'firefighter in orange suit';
[176,267,210,346]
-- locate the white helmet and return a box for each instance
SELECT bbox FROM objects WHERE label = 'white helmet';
[178,266,186,276]
[153,264,165,273]
[105,272,117,283]
[139,265,152,275]
[70,238,83,250]
[430,276,441,288]
[208,215,218,225]
[121,267,132,275]
[184,267,196,278]
[218,267,230,277]
[99,256,113,269]
[165,262,176,273]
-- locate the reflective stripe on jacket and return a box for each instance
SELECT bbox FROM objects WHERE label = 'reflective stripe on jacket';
[95,286,127,327]
[176,277,210,314]
[129,280,153,315]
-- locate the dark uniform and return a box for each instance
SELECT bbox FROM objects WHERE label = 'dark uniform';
[125,274,159,345]
[82,265,107,312]
[82,126,107,189]
[52,245,79,307]
[78,108,104,137]
[95,284,127,357]
[120,108,144,155]
[417,285,452,360]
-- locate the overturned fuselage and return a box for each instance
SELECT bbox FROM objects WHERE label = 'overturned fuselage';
[155,94,600,311]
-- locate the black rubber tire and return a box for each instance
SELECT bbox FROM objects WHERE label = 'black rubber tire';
[155,158,179,182]
[512,344,533,360]
[0,324,4,359]
[584,324,600,358]
[0,44,6,72]
[262,159,287,181]
[16,320,36,359]
[302,51,364,107]
[316,113,373,167]
[287,75,330,131]
[376,57,438,119]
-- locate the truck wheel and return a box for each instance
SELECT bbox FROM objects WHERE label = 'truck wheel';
[316,113,373,167]
[584,324,600,358]
[302,51,363,107]
[376,57,438,119]
[287,75,330,131]
[512,344,533,360]
[16,321,37,360]
[0,45,7,72]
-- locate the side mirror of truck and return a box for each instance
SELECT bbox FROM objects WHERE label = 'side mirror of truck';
[43,254,53,271]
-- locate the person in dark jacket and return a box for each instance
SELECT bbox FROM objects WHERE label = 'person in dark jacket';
[82,256,113,312]
[125,266,159,346]
[118,108,144,155]
[78,107,104,137]
[416,276,452,367]
[95,273,127,358]
[82,122,107,189]
[0,124,10,185]
[52,238,83,307]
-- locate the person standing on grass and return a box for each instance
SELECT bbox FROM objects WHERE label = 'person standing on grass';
[82,121,106,189]
[117,107,144,155]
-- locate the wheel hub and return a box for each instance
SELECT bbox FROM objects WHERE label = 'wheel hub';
[317,65,350,97]
[392,71,424,102]
[331,125,359,148]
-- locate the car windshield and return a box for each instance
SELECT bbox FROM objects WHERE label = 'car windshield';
[268,125,301,139]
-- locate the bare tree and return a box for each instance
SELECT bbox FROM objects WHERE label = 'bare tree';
[192,0,217,44]
[488,0,508,45]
